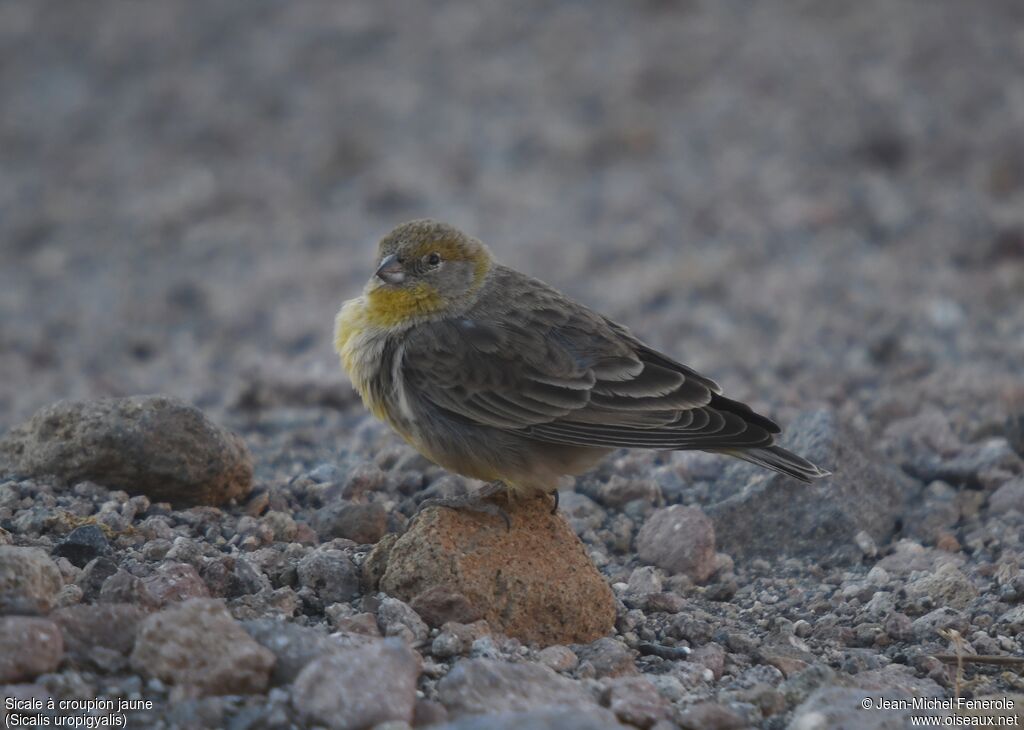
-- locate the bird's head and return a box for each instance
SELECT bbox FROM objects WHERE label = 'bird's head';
[364,219,493,326]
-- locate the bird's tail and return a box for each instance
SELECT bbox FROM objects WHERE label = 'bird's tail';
[716,445,831,483]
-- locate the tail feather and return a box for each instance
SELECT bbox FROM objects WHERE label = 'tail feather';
[717,445,831,483]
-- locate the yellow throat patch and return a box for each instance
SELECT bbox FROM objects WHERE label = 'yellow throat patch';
[364,283,446,328]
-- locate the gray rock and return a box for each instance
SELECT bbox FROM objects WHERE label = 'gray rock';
[596,476,662,510]
[788,686,942,730]
[314,501,388,544]
[431,620,491,659]
[884,613,914,642]
[433,710,624,730]
[438,658,601,716]
[850,662,947,697]
[626,565,664,596]
[777,664,838,707]
[757,630,817,678]
[636,505,716,582]
[882,409,962,467]
[537,645,579,673]
[989,478,1024,513]
[0,396,253,506]
[414,698,450,727]
[330,611,381,636]
[904,563,977,610]
[677,702,750,730]
[876,540,964,575]
[706,410,918,564]
[308,463,344,484]
[377,595,429,646]
[291,637,421,729]
[997,605,1024,634]
[0,545,63,614]
[339,463,389,501]
[138,561,211,607]
[903,437,1020,488]
[0,616,63,681]
[297,548,360,605]
[558,492,607,535]
[911,607,969,641]
[691,642,726,680]
[51,602,145,672]
[53,524,112,567]
[575,637,638,678]
[901,481,960,544]
[1008,412,1024,460]
[130,598,275,697]
[76,556,119,601]
[604,676,671,729]
[243,618,339,686]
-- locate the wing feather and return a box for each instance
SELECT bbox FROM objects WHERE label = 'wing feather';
[399,266,782,453]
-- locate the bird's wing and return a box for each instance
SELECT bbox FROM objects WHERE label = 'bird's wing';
[401,274,778,451]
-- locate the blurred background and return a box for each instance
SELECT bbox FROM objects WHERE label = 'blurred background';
[2,0,1022,451]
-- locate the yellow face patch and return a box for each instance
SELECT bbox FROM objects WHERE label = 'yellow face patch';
[365,283,446,328]
[405,239,492,288]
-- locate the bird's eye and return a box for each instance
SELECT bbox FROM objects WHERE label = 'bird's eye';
[425,252,442,266]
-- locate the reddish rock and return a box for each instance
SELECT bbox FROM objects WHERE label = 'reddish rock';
[139,561,210,606]
[51,603,146,672]
[0,546,63,614]
[431,620,492,659]
[130,598,275,697]
[332,612,381,637]
[575,637,638,678]
[604,676,671,729]
[377,497,614,646]
[537,645,579,673]
[314,502,388,544]
[690,643,726,680]
[411,585,482,627]
[0,616,63,682]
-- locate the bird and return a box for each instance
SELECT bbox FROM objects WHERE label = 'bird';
[335,219,830,516]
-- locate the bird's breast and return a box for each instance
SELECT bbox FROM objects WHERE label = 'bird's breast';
[334,297,416,435]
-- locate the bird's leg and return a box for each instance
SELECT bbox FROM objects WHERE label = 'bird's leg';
[415,481,511,529]
[550,490,560,514]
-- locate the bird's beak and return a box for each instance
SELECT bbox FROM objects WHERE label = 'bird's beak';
[375,254,405,285]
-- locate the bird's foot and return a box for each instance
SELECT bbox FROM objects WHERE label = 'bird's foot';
[415,482,511,529]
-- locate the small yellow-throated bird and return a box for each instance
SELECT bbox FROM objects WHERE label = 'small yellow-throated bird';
[335,220,830,509]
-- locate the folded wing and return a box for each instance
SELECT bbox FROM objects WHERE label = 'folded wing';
[401,275,781,454]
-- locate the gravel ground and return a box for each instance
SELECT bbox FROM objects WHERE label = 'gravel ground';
[2,2,1024,729]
